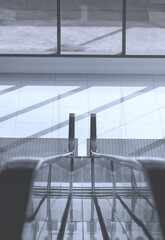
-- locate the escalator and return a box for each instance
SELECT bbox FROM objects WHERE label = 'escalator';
[0,113,164,240]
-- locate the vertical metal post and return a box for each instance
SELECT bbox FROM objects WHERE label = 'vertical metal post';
[57,0,61,55]
[122,0,127,55]
[91,156,95,193]
[68,113,75,193]
[90,114,97,193]
[90,197,95,239]
[111,161,116,201]
[47,165,52,193]
[93,195,110,240]
[68,198,74,239]
[47,193,52,240]
[111,161,116,230]
[68,113,75,154]
[56,193,72,240]
[131,169,138,193]
[47,165,52,240]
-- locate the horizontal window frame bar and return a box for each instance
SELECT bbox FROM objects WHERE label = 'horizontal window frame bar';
[1,56,165,74]
[1,54,165,58]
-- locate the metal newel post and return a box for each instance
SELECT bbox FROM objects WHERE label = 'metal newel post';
[90,114,97,193]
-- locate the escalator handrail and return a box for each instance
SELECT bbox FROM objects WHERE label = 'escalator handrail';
[91,151,165,171]
[10,151,74,175]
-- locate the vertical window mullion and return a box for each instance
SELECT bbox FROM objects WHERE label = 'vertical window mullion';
[122,0,127,55]
[57,0,61,55]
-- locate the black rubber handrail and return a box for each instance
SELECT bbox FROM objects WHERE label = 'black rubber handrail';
[68,113,75,153]
[0,161,38,240]
[90,113,97,154]
[0,114,75,240]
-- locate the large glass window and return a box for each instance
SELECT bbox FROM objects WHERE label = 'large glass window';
[61,0,123,55]
[126,0,165,55]
[0,0,57,54]
[0,0,165,56]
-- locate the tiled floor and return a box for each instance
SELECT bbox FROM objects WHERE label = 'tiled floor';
[0,73,165,155]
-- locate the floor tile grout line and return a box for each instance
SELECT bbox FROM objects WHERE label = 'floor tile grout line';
[13,73,24,138]
[152,75,165,137]
[51,73,57,138]
[120,74,127,139]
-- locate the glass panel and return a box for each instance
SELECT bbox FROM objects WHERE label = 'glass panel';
[61,0,122,55]
[63,197,103,240]
[0,0,57,54]
[23,196,67,239]
[95,157,112,190]
[73,157,91,190]
[96,156,163,240]
[126,0,165,55]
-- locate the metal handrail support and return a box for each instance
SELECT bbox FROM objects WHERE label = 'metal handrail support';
[11,151,74,176]
[68,113,75,154]
[89,112,165,238]
[111,161,117,200]
[91,151,165,171]
[90,114,97,193]
[90,114,97,154]
[91,151,165,239]
[68,113,75,193]
[56,193,72,240]
[93,194,110,240]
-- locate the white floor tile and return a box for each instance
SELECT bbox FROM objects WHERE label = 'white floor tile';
[51,125,68,139]
[121,86,149,97]
[159,108,165,130]
[0,84,22,93]
[126,123,164,139]
[155,89,165,108]
[14,122,52,138]
[16,107,53,123]
[124,108,161,124]
[123,91,158,110]
[21,86,55,93]
[1,74,165,154]
[52,108,89,125]
[54,85,86,96]
[97,124,126,139]
[0,107,17,119]
[88,92,122,112]
[53,92,88,109]
[18,92,54,108]
[0,119,16,137]
[0,92,20,108]
[96,105,125,125]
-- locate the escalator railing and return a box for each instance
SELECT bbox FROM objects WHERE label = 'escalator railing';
[0,113,75,240]
[1,113,165,239]
[90,113,165,239]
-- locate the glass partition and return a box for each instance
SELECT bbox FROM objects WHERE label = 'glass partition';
[0,0,57,54]
[126,0,165,55]
[61,0,123,55]
[23,154,164,239]
[1,0,165,56]
[94,156,163,240]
